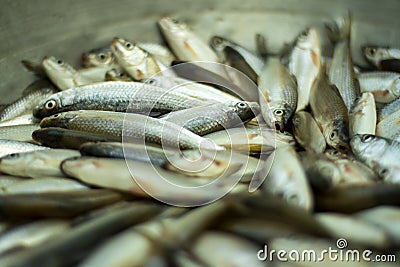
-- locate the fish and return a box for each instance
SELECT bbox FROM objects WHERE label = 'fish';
[159,100,260,136]
[110,37,164,80]
[262,146,314,211]
[142,75,240,103]
[0,149,81,178]
[0,189,124,219]
[61,157,241,205]
[351,134,400,183]
[315,183,400,213]
[158,17,219,62]
[32,127,120,149]
[79,142,171,167]
[138,42,175,66]
[0,202,162,267]
[1,177,89,194]
[358,71,400,103]
[42,56,85,90]
[0,124,40,142]
[292,111,326,154]
[326,14,360,112]
[203,126,295,153]
[0,114,40,127]
[32,81,209,118]
[222,46,259,84]
[210,35,264,76]
[0,220,70,256]
[40,110,223,150]
[258,57,298,131]
[0,175,26,189]
[80,202,227,267]
[356,206,400,246]
[376,109,400,140]
[81,46,120,69]
[0,139,49,158]
[309,68,350,151]
[378,97,400,122]
[288,27,322,111]
[0,80,57,122]
[105,69,133,82]
[349,92,376,137]
[363,46,400,69]
[191,231,264,267]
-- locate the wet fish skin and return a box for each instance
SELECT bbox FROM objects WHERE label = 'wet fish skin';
[351,134,400,183]
[378,97,400,122]
[79,142,170,167]
[327,14,360,112]
[309,68,350,152]
[0,139,49,158]
[376,109,400,140]
[358,71,400,103]
[0,149,81,178]
[40,110,223,150]
[262,146,314,211]
[159,100,260,136]
[0,80,57,122]
[349,92,376,136]
[258,57,298,131]
[105,69,133,82]
[0,189,124,219]
[292,111,326,154]
[32,127,120,150]
[42,56,81,90]
[289,27,322,111]
[32,81,209,118]
[0,114,40,127]
[0,124,40,142]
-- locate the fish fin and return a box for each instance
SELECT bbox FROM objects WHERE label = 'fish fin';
[325,11,352,43]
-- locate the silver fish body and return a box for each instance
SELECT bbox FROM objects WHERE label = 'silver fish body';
[159,101,259,136]
[40,110,223,150]
[33,81,208,118]
[292,111,326,154]
[258,57,298,130]
[349,92,376,136]
[363,46,400,67]
[0,114,40,127]
[289,27,322,111]
[351,134,400,183]
[358,71,400,103]
[0,124,40,142]
[0,80,57,122]
[0,149,80,178]
[378,97,400,122]
[0,139,49,158]
[376,109,400,142]
[309,69,350,151]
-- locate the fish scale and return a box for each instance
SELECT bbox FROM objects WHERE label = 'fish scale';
[33,81,208,118]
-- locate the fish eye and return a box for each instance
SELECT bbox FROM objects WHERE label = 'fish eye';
[212,37,224,46]
[45,99,57,110]
[52,114,60,118]
[274,109,284,116]
[361,134,374,143]
[236,102,248,109]
[125,42,133,49]
[147,79,157,86]
[329,131,337,140]
[57,59,63,65]
[368,48,377,56]
[379,168,388,177]
[97,53,107,61]
[7,153,19,159]
[171,18,180,24]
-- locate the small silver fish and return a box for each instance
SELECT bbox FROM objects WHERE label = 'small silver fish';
[349,92,376,136]
[0,139,49,158]
[358,71,400,103]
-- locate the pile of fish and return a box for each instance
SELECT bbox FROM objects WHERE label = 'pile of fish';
[0,13,400,267]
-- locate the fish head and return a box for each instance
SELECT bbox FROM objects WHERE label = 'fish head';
[271,102,294,132]
[210,36,228,57]
[39,112,77,128]
[296,27,320,51]
[158,17,188,39]
[82,49,114,68]
[231,101,261,123]
[0,152,24,168]
[105,69,131,82]
[350,134,388,164]
[325,120,349,152]
[33,94,63,118]
[362,46,389,66]
[111,37,145,65]
[42,56,75,76]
